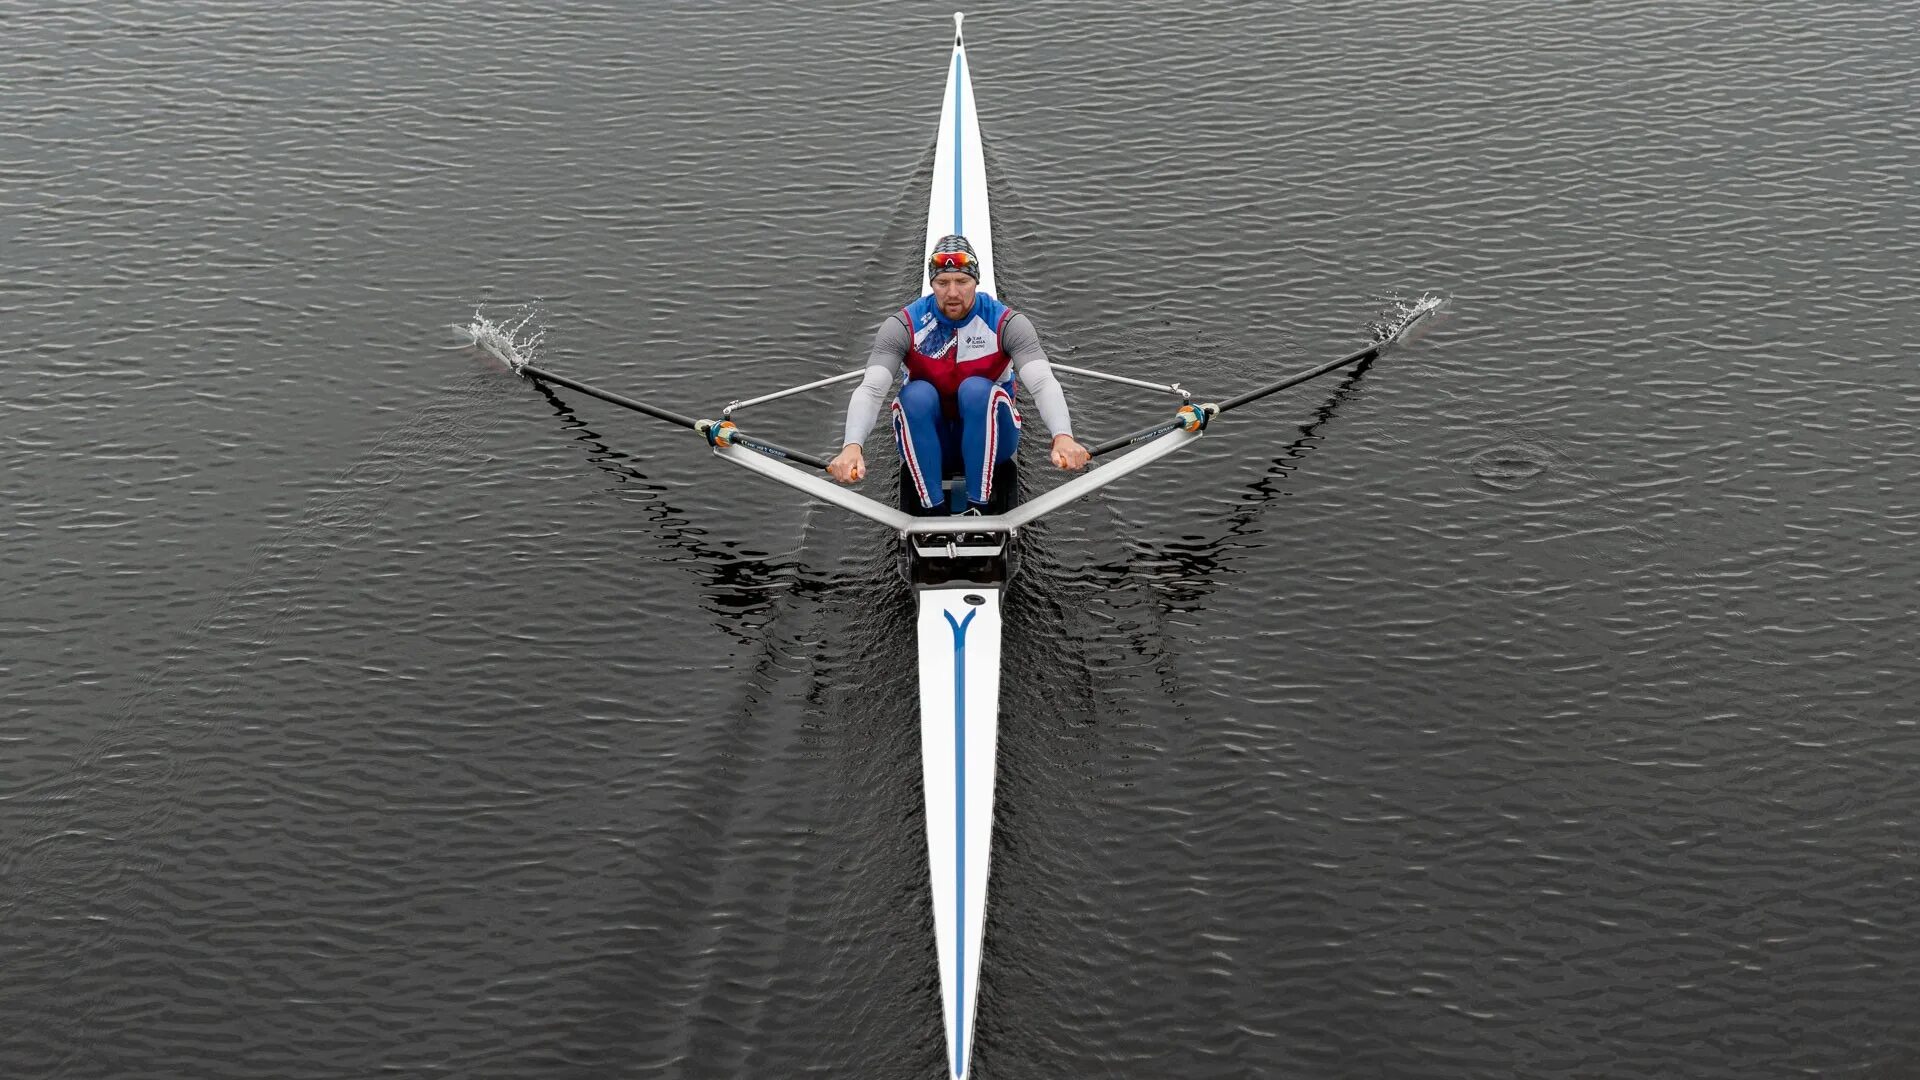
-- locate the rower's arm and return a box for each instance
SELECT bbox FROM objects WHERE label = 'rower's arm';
[1004,314,1073,439]
[840,315,910,449]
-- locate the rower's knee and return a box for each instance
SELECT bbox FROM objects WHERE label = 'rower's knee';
[955,376,993,412]
[897,379,940,416]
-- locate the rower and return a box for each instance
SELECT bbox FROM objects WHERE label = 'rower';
[826,234,1090,511]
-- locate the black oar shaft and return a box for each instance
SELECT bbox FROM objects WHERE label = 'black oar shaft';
[520,363,830,470]
[1214,338,1385,415]
[1087,337,1388,459]
[521,363,700,430]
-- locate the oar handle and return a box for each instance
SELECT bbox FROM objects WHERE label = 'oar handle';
[734,438,830,471]
[1088,410,1205,458]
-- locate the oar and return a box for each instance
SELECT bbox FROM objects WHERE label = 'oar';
[1085,339,1381,458]
[1088,297,1443,458]
[517,363,832,470]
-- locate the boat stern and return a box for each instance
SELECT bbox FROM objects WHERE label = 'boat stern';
[916,580,1002,1079]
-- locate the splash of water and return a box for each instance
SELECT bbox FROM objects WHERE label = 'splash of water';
[454,305,545,374]
[1368,292,1448,346]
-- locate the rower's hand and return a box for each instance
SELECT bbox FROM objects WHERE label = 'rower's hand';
[827,443,866,484]
[1050,434,1090,471]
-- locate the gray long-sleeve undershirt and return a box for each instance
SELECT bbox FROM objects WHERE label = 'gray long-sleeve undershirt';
[840,311,1073,449]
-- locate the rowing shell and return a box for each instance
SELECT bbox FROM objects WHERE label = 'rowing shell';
[917,13,998,1079]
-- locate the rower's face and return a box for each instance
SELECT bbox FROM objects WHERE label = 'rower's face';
[932,272,976,320]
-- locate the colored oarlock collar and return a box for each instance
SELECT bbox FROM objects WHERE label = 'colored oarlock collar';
[696,419,739,447]
[1176,403,1219,433]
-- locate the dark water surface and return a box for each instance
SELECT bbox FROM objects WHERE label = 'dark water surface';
[5,1,1917,1077]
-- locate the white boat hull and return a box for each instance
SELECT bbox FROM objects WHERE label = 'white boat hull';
[916,584,1001,1079]
[917,14,1001,1078]
[923,13,995,299]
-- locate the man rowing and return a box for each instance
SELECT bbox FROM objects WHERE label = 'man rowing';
[827,235,1090,511]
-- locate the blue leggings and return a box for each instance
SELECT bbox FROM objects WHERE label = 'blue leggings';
[892,376,1021,510]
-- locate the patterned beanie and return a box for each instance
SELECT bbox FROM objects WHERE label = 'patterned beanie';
[928,234,982,282]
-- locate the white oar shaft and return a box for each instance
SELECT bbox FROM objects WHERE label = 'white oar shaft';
[1052,362,1189,399]
[724,368,866,417]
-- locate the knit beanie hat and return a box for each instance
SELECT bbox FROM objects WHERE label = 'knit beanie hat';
[927,234,981,281]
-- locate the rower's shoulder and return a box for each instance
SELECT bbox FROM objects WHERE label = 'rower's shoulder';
[973,291,1013,325]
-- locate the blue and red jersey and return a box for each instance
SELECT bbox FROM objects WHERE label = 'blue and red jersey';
[898,292,1016,416]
